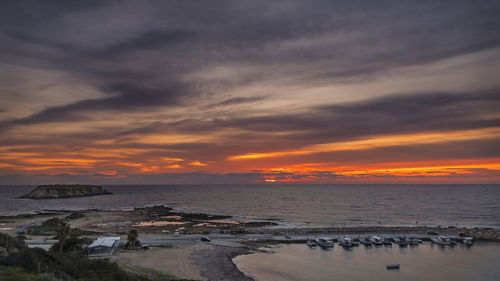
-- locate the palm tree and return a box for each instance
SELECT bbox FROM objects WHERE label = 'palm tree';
[127,229,140,248]
[57,222,70,253]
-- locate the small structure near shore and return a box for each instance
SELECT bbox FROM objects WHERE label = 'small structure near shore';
[88,236,121,257]
[21,184,112,199]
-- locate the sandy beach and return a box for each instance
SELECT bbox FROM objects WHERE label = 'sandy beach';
[116,243,212,281]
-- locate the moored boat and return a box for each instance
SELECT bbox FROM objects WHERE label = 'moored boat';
[382,237,392,246]
[370,236,383,246]
[386,264,400,270]
[315,237,334,248]
[394,237,408,247]
[405,236,420,246]
[463,237,473,247]
[306,239,318,248]
[338,237,353,248]
[360,237,372,247]
[431,236,455,246]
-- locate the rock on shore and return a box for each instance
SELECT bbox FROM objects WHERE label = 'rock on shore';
[21,184,111,199]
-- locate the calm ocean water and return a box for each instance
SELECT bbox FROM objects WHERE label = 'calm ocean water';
[234,243,500,281]
[1,184,499,229]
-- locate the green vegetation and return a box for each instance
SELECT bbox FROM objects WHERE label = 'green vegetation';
[56,222,70,253]
[49,236,92,253]
[0,265,57,281]
[1,233,147,281]
[0,232,25,255]
[125,229,141,249]
[0,231,192,281]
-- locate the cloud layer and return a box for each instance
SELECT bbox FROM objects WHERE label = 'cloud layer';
[1,0,499,183]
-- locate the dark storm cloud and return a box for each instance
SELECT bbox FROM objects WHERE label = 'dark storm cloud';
[204,96,266,109]
[0,82,189,131]
[94,29,197,58]
[1,0,499,125]
[3,88,491,159]
[236,89,499,132]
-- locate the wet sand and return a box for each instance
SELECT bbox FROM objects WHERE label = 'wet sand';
[193,245,254,281]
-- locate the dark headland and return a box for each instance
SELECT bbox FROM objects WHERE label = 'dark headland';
[21,184,112,199]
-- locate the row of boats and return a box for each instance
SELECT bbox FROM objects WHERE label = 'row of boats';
[307,235,473,249]
[430,236,473,247]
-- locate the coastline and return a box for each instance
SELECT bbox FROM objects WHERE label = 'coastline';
[2,206,498,241]
[1,206,499,281]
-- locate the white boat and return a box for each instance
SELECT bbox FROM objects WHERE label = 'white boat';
[338,237,353,248]
[431,236,455,246]
[393,237,408,247]
[370,236,383,246]
[463,237,473,247]
[306,239,318,248]
[405,236,420,246]
[315,237,334,248]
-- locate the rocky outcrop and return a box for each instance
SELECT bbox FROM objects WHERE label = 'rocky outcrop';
[21,184,111,199]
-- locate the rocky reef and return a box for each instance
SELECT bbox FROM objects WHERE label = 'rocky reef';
[21,184,111,199]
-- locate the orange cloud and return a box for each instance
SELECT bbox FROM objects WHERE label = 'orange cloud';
[229,128,500,160]
[189,161,207,166]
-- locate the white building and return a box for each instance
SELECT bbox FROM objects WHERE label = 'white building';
[87,236,121,257]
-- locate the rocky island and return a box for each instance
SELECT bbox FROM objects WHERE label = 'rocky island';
[21,184,112,199]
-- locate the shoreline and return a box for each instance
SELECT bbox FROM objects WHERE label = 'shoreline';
[1,206,499,241]
[1,206,500,281]
[1,206,498,240]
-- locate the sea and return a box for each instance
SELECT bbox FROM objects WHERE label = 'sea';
[2,184,499,280]
[233,243,500,281]
[0,184,499,229]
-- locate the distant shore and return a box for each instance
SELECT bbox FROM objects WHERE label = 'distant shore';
[2,206,498,241]
[1,206,499,280]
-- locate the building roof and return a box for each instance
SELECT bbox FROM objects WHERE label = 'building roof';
[89,236,120,248]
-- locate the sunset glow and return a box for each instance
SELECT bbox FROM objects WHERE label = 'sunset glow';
[0,1,499,184]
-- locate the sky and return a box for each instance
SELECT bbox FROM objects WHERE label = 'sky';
[1,0,500,184]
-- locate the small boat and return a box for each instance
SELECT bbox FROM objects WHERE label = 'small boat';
[463,237,473,247]
[386,264,400,270]
[351,240,360,246]
[306,239,318,248]
[431,236,455,246]
[338,237,353,248]
[370,236,383,246]
[360,237,372,247]
[315,237,334,248]
[382,237,392,246]
[394,237,408,247]
[405,236,420,246]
